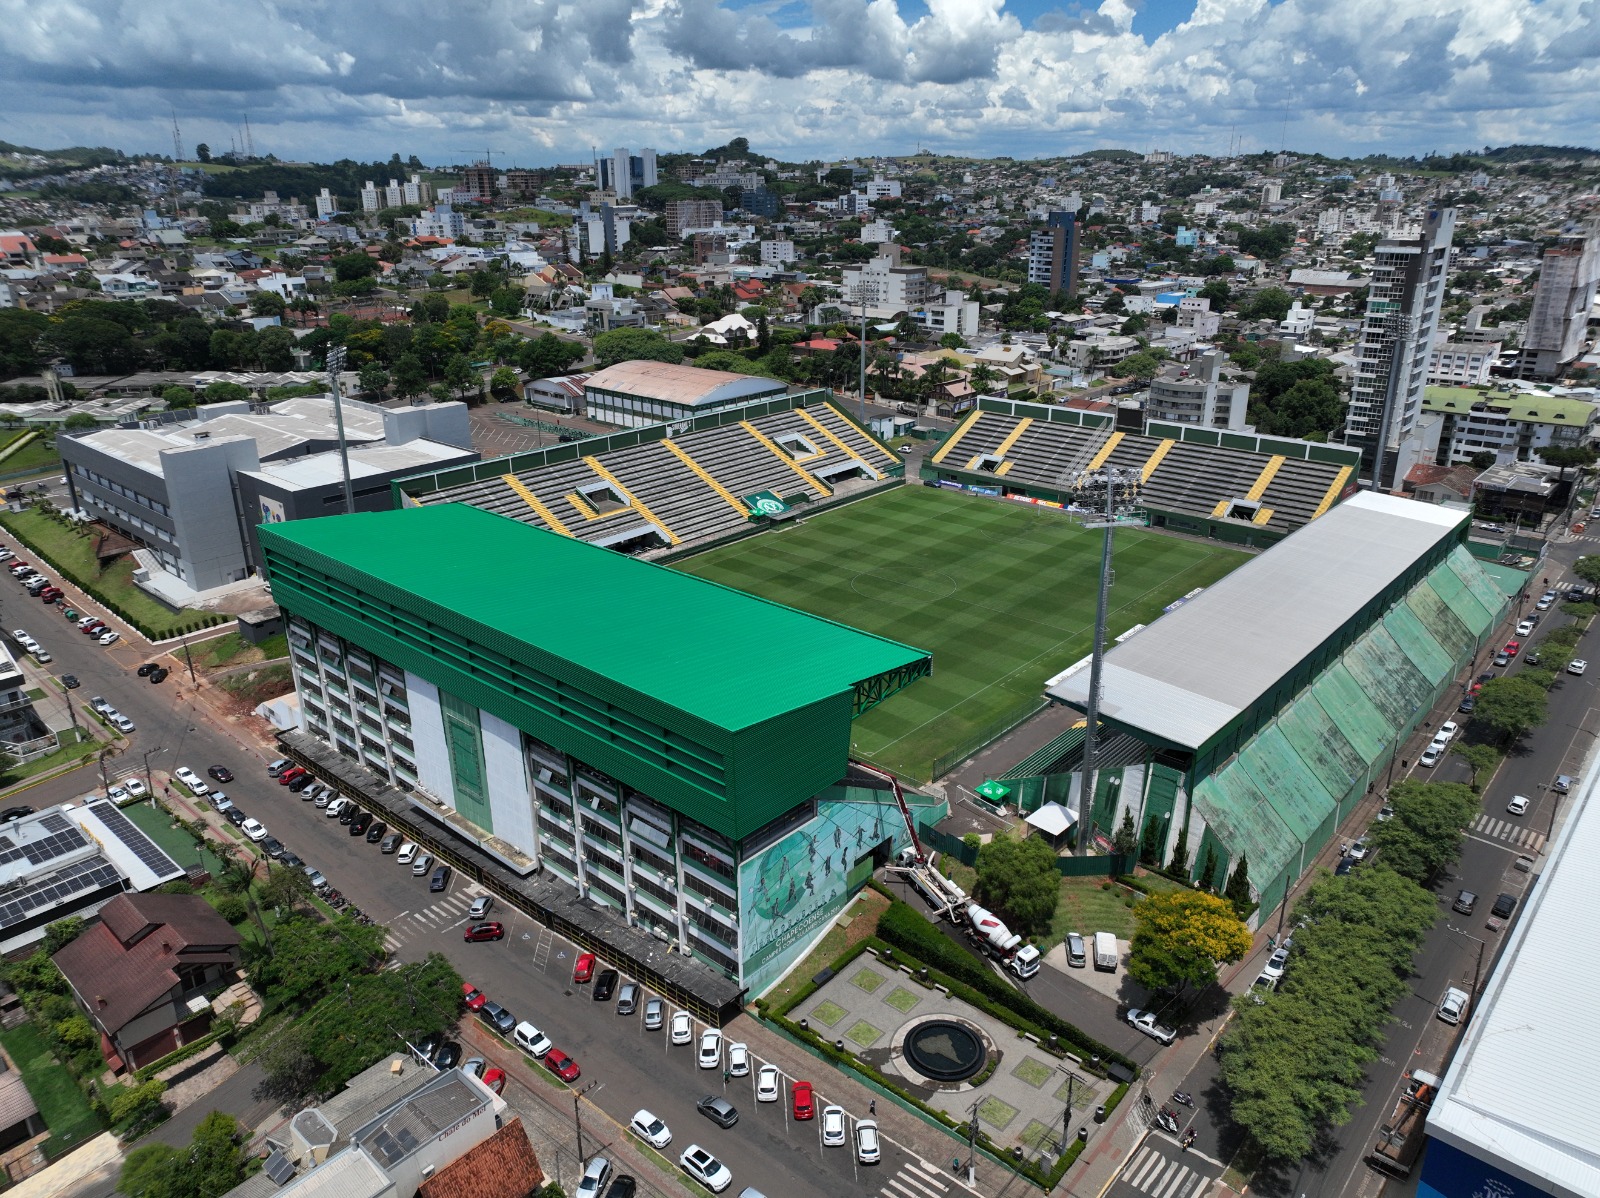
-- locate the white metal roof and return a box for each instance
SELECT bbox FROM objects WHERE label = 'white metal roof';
[1425,756,1600,1198]
[1047,492,1466,750]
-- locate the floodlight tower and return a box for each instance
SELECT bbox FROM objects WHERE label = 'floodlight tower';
[1073,465,1145,856]
[325,345,356,514]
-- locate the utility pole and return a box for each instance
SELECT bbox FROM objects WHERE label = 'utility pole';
[180,637,197,686]
[572,1080,601,1165]
[1074,467,1144,855]
[141,746,166,805]
[1447,925,1488,1006]
[325,345,356,514]
[965,1095,980,1186]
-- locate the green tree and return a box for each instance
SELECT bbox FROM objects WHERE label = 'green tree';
[1196,278,1231,310]
[252,1025,320,1107]
[1538,445,1596,483]
[1222,854,1253,918]
[1451,743,1501,791]
[972,835,1060,934]
[305,954,461,1090]
[195,143,211,163]
[1117,350,1166,381]
[259,864,313,917]
[357,363,389,398]
[1198,845,1219,891]
[1367,779,1479,884]
[62,411,99,431]
[938,332,965,350]
[443,354,479,399]
[592,328,684,368]
[42,917,85,954]
[1112,809,1139,856]
[108,1078,169,1137]
[162,384,196,408]
[489,366,520,397]
[1472,675,1547,744]
[518,332,586,378]
[1572,555,1600,590]
[1139,814,1164,866]
[203,380,251,405]
[1240,287,1293,323]
[390,352,427,398]
[1469,451,1496,470]
[246,915,386,1010]
[332,252,378,283]
[186,1111,251,1198]
[251,291,286,318]
[1128,890,1252,994]
[488,286,523,318]
[118,1143,182,1198]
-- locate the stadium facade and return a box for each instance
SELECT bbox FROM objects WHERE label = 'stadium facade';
[1047,493,1519,918]
[260,504,936,995]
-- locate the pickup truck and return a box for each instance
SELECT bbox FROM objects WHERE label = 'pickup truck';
[1126,1008,1176,1044]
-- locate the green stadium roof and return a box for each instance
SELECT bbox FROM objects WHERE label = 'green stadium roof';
[261,504,930,732]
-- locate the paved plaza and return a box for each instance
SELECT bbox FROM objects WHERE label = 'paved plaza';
[799,948,1117,1160]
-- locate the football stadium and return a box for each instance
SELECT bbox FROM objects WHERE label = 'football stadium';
[260,371,1525,1010]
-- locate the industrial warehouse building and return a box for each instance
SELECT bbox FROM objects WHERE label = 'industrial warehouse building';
[1045,492,1518,920]
[260,504,940,995]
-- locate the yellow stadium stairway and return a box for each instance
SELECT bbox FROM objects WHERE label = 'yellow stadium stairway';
[1139,438,1176,482]
[987,417,1034,476]
[584,456,681,545]
[1245,455,1287,501]
[929,410,983,466]
[502,474,572,537]
[661,439,750,519]
[739,421,832,496]
[1312,466,1353,519]
[1252,506,1275,525]
[1084,431,1124,472]
[793,407,873,469]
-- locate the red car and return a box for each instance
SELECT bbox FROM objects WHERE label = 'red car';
[545,1048,580,1082]
[278,766,307,786]
[463,922,504,942]
[1504,640,1521,657]
[792,1080,814,1120]
[39,587,61,602]
[82,621,104,635]
[461,983,488,1011]
[573,952,596,983]
[481,1067,506,1095]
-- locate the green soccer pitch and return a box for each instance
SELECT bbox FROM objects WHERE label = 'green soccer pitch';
[673,485,1249,782]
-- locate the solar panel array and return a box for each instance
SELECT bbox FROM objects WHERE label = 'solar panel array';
[39,813,70,834]
[0,856,121,928]
[84,802,181,879]
[0,822,88,869]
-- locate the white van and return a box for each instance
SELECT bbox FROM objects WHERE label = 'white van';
[1437,986,1469,1025]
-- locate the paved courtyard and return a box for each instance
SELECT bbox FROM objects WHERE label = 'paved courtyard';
[798,948,1117,1160]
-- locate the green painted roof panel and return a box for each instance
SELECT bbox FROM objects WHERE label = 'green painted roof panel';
[260,504,930,733]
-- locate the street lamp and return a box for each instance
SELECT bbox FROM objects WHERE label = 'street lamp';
[1073,466,1145,856]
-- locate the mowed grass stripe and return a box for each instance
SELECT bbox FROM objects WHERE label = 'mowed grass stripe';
[675,487,1247,779]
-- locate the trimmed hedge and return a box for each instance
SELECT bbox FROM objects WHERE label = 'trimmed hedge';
[876,899,1136,1074]
[132,1030,224,1082]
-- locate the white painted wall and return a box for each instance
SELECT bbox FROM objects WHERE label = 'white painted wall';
[405,671,454,807]
[481,712,535,857]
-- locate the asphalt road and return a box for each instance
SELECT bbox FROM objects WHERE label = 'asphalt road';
[1171,555,1592,1198]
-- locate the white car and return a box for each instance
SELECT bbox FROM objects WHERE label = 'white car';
[107,785,128,804]
[697,1028,723,1069]
[1419,744,1442,768]
[9,629,27,643]
[756,1064,780,1103]
[240,818,268,842]
[174,766,204,791]
[1126,1008,1177,1045]
[670,1010,693,1045]
[855,1118,881,1164]
[326,797,348,818]
[821,1105,847,1146]
[630,1109,672,1149]
[1435,720,1459,742]
[396,841,418,864]
[1507,795,1530,816]
[726,1041,749,1078]
[1569,659,1588,676]
[678,1146,732,1194]
[1349,837,1371,861]
[98,631,119,646]
[123,778,148,798]
[1516,620,1536,636]
[1261,946,1289,980]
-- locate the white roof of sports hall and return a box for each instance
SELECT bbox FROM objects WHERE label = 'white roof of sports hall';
[1425,755,1600,1198]
[1046,491,1466,751]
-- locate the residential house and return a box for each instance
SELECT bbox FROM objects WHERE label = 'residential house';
[52,893,242,1073]
[1423,385,1599,467]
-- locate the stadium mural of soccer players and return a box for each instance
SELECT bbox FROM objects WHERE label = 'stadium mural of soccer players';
[739,791,916,994]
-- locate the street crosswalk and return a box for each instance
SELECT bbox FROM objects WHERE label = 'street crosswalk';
[1121,1144,1207,1198]
[880,1157,950,1198]
[1470,814,1545,852]
[382,887,489,954]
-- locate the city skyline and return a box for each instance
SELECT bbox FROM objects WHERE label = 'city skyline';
[0,0,1595,166]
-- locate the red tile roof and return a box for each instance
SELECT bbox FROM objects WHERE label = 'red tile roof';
[416,1117,543,1198]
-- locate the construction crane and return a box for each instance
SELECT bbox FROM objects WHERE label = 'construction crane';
[167,110,184,214]
[453,149,509,166]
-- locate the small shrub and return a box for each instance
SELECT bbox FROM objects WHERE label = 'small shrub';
[213,894,249,924]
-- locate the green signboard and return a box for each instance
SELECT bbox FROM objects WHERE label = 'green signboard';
[974,779,1012,802]
[744,491,790,518]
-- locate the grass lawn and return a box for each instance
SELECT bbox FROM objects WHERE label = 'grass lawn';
[0,1023,102,1151]
[120,802,229,876]
[676,487,1246,780]
[190,631,291,671]
[0,508,211,635]
[0,729,97,787]
[0,437,61,476]
[763,887,889,1012]
[1048,876,1142,944]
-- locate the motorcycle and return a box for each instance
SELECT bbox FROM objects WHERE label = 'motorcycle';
[1172,1091,1194,1108]
[1180,1128,1196,1151]
[1155,1108,1180,1135]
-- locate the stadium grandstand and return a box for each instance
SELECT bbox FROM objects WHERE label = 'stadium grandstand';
[400,389,902,556]
[260,503,945,1004]
[1034,492,1518,921]
[925,398,1362,543]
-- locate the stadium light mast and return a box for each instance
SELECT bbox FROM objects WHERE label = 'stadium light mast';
[858,291,869,424]
[1074,466,1145,857]
[325,345,356,515]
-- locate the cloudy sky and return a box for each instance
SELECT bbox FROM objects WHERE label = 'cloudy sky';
[1,0,1595,167]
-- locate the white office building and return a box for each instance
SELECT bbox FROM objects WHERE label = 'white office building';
[1517,220,1599,381]
[314,189,336,221]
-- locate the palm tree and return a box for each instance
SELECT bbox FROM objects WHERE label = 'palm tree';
[216,850,271,946]
[969,363,1001,396]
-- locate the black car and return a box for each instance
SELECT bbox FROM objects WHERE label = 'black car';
[60,675,78,689]
[593,969,619,1002]
[225,808,248,827]
[149,668,169,684]
[429,864,452,892]
[281,850,304,869]
[1334,856,1355,876]
[434,1041,462,1070]
[0,805,35,821]
[287,774,312,793]
[365,821,388,843]
[696,1095,739,1128]
[137,663,157,677]
[1491,893,1518,919]
[380,833,402,854]
[207,765,234,783]
[349,812,373,836]
[604,1178,638,1198]
[338,803,358,824]
[415,1032,443,1062]
[262,837,285,859]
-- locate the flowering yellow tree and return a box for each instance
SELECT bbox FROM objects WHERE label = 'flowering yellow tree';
[1128,889,1253,994]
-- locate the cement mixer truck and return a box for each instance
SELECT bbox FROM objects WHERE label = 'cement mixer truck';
[964,903,1042,979]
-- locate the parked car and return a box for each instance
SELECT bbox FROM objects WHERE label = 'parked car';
[593,969,618,1002]
[468,895,494,920]
[480,1067,506,1095]
[434,1041,461,1070]
[207,765,234,783]
[631,1110,673,1149]
[644,997,665,1030]
[855,1119,881,1164]
[325,797,349,819]
[397,842,418,864]
[410,853,433,875]
[697,1095,739,1129]
[267,759,291,777]
[286,773,312,793]
[98,631,119,646]
[698,1029,722,1069]
[149,667,168,683]
[792,1080,814,1120]
[1507,795,1530,816]
[349,812,373,836]
[123,778,148,798]
[380,833,402,854]
[337,803,358,825]
[1126,1008,1176,1044]
[545,1048,580,1082]
[670,1011,693,1045]
[365,821,388,843]
[756,1065,780,1103]
[1261,947,1289,980]
[616,981,639,1016]
[513,1021,552,1058]
[429,865,451,891]
[1420,744,1442,767]
[464,922,504,942]
[573,952,597,983]
[174,766,207,794]
[478,1002,515,1036]
[1569,659,1588,675]
[576,1157,612,1198]
[821,1106,847,1146]
[279,766,307,786]
[461,984,488,1011]
[1491,893,1518,919]
[678,1146,731,1194]
[262,837,286,860]
[727,1041,749,1077]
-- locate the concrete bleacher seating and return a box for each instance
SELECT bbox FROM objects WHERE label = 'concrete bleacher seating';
[421,401,897,553]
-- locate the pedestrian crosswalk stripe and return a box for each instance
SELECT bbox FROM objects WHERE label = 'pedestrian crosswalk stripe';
[888,1173,944,1198]
[1470,815,1544,851]
[1130,1150,1162,1188]
[910,1161,948,1188]
[1160,1167,1196,1198]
